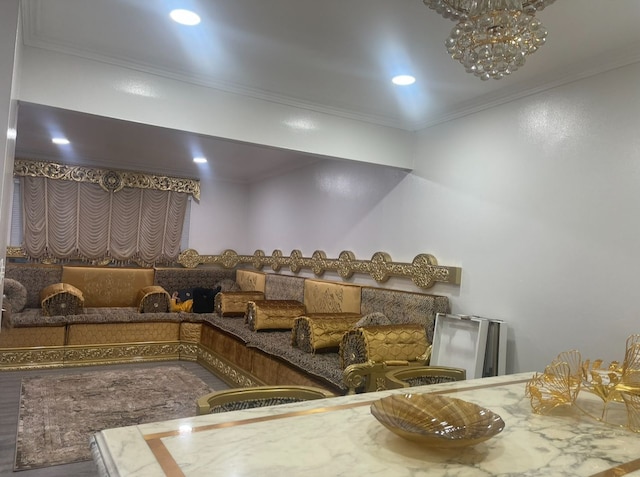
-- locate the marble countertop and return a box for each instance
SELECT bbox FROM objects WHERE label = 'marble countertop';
[92,372,640,477]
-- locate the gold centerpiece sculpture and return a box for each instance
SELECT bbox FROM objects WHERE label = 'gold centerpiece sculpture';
[526,334,640,432]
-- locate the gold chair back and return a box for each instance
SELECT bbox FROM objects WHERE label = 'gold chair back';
[384,365,466,390]
[196,385,335,415]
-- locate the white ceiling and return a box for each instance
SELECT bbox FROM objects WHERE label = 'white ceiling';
[14,0,640,181]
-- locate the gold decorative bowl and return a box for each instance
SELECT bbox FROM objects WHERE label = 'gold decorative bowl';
[371,393,505,448]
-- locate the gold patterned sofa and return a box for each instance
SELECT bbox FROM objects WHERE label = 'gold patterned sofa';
[1,264,450,395]
[0,263,235,362]
[199,271,450,394]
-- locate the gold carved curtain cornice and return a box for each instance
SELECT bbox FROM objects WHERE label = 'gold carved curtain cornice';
[13,159,200,201]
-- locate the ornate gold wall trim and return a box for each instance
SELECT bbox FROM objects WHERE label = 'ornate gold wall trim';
[6,245,462,289]
[14,158,200,200]
[178,248,462,289]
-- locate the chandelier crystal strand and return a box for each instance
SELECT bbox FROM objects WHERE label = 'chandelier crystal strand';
[423,0,557,18]
[444,0,548,80]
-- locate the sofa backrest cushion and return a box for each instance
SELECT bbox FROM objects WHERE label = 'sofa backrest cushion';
[61,266,154,307]
[264,274,305,301]
[303,279,361,314]
[236,269,265,292]
[153,267,236,293]
[360,287,449,344]
[5,264,63,309]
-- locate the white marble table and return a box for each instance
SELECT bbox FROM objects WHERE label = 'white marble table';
[92,373,640,477]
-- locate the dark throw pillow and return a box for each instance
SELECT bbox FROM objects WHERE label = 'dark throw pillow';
[177,288,194,303]
[192,286,221,313]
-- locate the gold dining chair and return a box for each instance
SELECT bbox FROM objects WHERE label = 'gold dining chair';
[196,385,335,415]
[384,365,466,390]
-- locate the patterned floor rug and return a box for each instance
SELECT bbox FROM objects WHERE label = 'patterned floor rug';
[15,365,212,471]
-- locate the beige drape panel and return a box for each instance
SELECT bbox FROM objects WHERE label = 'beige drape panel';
[22,176,187,264]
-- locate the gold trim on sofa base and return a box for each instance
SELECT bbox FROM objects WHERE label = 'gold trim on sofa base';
[197,344,265,389]
[0,339,343,395]
[0,342,187,371]
[0,323,374,395]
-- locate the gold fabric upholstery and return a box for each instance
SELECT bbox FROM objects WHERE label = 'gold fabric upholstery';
[180,322,203,342]
[40,283,84,316]
[246,300,306,331]
[136,285,171,313]
[303,280,361,314]
[66,322,180,345]
[360,324,429,363]
[196,385,334,415]
[235,269,266,292]
[340,324,429,369]
[61,266,154,307]
[292,314,362,353]
[214,291,265,317]
[0,326,66,347]
[384,365,466,389]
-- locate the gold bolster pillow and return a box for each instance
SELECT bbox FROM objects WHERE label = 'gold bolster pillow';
[339,324,429,369]
[136,285,171,313]
[215,291,265,317]
[40,283,85,316]
[247,300,306,331]
[292,314,362,353]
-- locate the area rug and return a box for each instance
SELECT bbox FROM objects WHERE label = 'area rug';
[15,365,212,471]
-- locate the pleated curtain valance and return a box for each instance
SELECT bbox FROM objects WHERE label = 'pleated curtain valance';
[21,176,188,265]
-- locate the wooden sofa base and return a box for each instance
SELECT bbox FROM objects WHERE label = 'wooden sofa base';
[0,321,341,394]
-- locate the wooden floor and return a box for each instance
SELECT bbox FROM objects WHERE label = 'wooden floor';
[0,360,229,476]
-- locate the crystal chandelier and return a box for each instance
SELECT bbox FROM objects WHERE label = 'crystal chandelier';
[423,0,556,80]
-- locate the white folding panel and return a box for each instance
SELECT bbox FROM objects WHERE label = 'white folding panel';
[430,314,489,379]
[431,313,508,379]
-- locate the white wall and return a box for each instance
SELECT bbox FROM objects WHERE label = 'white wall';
[187,178,250,254]
[0,0,21,283]
[242,62,640,374]
[246,158,409,258]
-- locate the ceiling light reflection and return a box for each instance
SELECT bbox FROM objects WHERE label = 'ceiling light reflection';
[392,75,416,86]
[52,137,70,145]
[170,9,201,26]
[283,118,317,131]
[193,157,207,164]
[116,80,158,98]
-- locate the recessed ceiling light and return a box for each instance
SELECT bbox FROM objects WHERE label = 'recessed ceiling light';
[392,75,416,86]
[52,137,70,145]
[170,9,201,26]
[193,157,207,164]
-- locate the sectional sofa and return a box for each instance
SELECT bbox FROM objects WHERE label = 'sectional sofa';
[1,263,450,394]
